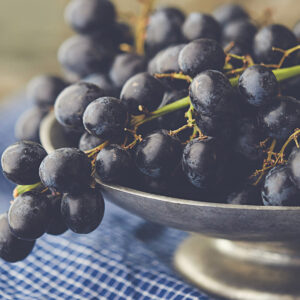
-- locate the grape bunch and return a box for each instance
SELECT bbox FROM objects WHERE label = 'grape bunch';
[1,0,300,263]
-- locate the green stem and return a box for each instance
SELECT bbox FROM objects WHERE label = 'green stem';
[14,182,42,198]
[274,65,300,82]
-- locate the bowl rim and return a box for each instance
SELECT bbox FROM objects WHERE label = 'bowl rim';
[40,111,300,212]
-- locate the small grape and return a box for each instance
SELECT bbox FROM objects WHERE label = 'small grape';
[39,148,92,194]
[212,4,249,26]
[293,20,300,42]
[8,191,50,240]
[1,141,47,185]
[61,188,105,234]
[79,133,105,152]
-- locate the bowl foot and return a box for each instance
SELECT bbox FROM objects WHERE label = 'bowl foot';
[174,234,300,300]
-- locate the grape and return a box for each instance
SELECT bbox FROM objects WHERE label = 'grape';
[262,165,300,206]
[109,53,146,89]
[95,144,133,184]
[238,65,278,107]
[58,35,115,78]
[120,72,165,115]
[1,141,47,185]
[0,213,35,262]
[148,44,188,90]
[64,0,116,35]
[212,4,249,26]
[234,117,265,161]
[79,132,105,152]
[47,194,68,236]
[293,20,300,42]
[281,75,300,99]
[8,191,50,240]
[189,70,235,117]
[145,7,185,58]
[62,126,84,148]
[15,107,47,142]
[260,96,300,141]
[83,97,128,139]
[253,24,298,66]
[222,20,257,51]
[135,130,182,179]
[115,22,134,46]
[61,188,105,234]
[227,185,262,205]
[82,73,119,97]
[182,137,221,189]
[182,13,221,42]
[54,82,105,131]
[157,89,188,130]
[26,75,67,109]
[178,39,225,77]
[288,148,300,189]
[39,148,92,194]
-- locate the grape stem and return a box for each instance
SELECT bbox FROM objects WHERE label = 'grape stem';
[13,182,42,198]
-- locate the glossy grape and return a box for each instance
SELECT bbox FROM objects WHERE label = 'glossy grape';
[182,13,221,42]
[135,130,182,179]
[238,65,278,107]
[1,141,47,185]
[27,75,67,109]
[189,70,235,117]
[95,144,133,183]
[262,165,300,206]
[288,148,300,189]
[178,39,225,77]
[253,24,298,66]
[54,82,104,130]
[83,97,128,139]
[213,3,249,26]
[65,0,116,35]
[293,21,300,42]
[79,132,105,152]
[0,213,35,262]
[39,148,92,194]
[61,188,105,234]
[120,72,165,115]
[8,191,50,240]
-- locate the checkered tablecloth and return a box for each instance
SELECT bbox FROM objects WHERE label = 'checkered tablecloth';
[0,94,215,300]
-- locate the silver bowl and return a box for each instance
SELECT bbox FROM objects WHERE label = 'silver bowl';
[40,112,300,300]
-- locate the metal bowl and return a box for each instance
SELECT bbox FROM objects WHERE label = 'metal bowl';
[40,112,300,300]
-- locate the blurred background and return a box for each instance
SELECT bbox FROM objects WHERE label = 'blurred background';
[0,0,299,100]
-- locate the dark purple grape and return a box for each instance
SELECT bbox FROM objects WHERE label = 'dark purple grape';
[233,117,265,161]
[82,73,119,97]
[222,20,257,51]
[157,89,188,130]
[120,72,165,115]
[64,0,116,35]
[135,130,182,179]
[109,53,146,89]
[293,20,300,42]
[39,148,92,194]
[281,75,300,99]
[95,144,133,184]
[212,4,249,26]
[58,35,115,78]
[178,39,225,77]
[79,132,105,151]
[0,213,35,262]
[288,148,300,189]
[253,24,298,66]
[145,7,185,58]
[15,107,47,142]
[189,70,235,117]
[8,191,50,240]
[238,65,278,107]
[262,165,300,206]
[61,188,105,234]
[26,75,67,109]
[83,97,128,139]
[182,13,221,42]
[260,96,300,141]
[1,141,47,185]
[227,185,262,205]
[61,126,84,148]
[54,82,104,130]
[182,137,221,189]
[46,194,68,236]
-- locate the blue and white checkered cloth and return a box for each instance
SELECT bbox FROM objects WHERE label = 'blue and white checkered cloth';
[0,94,215,300]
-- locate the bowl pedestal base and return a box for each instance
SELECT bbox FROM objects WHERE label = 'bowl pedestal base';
[174,235,300,300]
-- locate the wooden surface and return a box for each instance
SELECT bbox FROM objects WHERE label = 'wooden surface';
[0,0,299,100]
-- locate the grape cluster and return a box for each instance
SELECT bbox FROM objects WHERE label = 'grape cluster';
[2,0,300,263]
